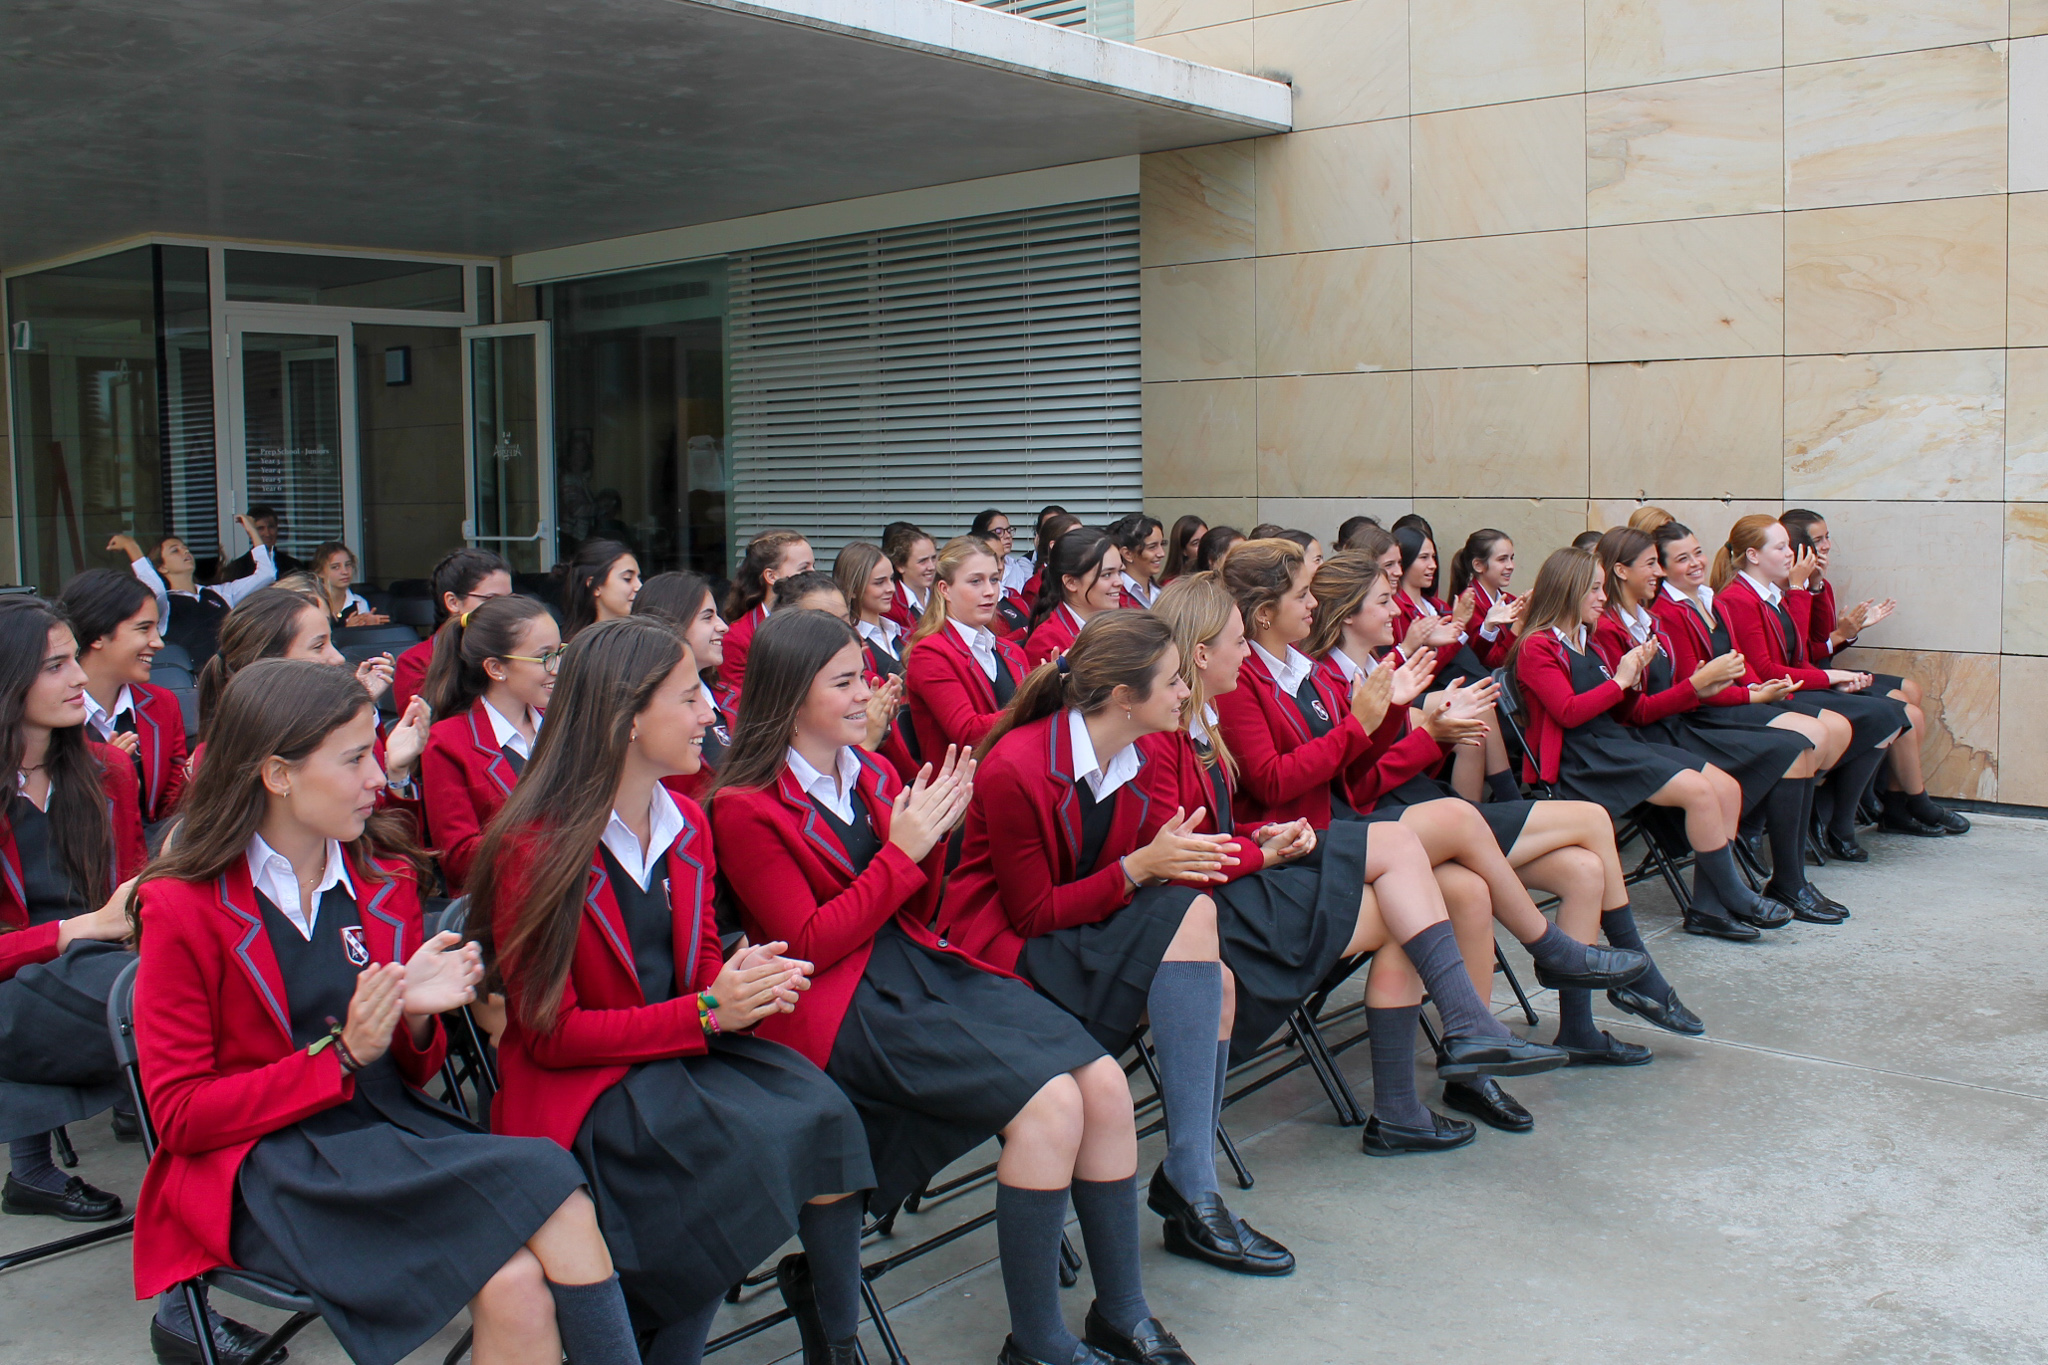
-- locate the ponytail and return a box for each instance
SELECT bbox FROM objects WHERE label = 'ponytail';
[419,594,551,719]
[1711,514,1779,592]
[975,611,1175,761]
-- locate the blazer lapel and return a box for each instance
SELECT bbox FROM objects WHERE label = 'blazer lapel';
[778,766,857,878]
[580,854,638,985]
[214,864,294,1046]
[1246,652,1310,744]
[1046,716,1082,869]
[467,701,520,798]
[666,812,709,992]
[133,696,166,811]
[0,819,24,927]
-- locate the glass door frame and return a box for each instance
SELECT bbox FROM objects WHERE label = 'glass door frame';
[218,307,363,564]
[460,320,556,572]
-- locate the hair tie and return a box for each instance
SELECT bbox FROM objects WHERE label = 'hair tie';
[1056,653,1071,675]
[459,609,473,628]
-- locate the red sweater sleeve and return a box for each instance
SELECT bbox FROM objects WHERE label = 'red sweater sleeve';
[906,641,1003,748]
[1132,735,1264,882]
[1591,618,1698,726]
[1212,681,1373,809]
[1515,636,1626,729]
[0,920,63,983]
[983,789,1133,938]
[1343,708,1447,807]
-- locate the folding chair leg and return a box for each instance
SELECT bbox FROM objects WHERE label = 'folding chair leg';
[244,1313,318,1365]
[1058,1233,1081,1288]
[1215,1119,1253,1191]
[443,1325,474,1365]
[0,1215,133,1273]
[183,1284,222,1365]
[1285,1009,1365,1127]
[1492,946,1539,1027]
[1416,1009,1447,1063]
[51,1125,77,1168]
[861,1277,909,1365]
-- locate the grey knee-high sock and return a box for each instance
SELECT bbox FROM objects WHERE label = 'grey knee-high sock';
[995,1184,1077,1364]
[797,1197,866,1342]
[1485,770,1522,804]
[1553,988,1602,1049]
[1763,778,1813,896]
[1826,746,1888,838]
[1693,844,1758,911]
[1399,922,1510,1040]
[645,1296,724,1365]
[1070,1176,1151,1337]
[1524,922,1596,978]
[7,1133,63,1193]
[545,1274,639,1365]
[1147,961,1223,1200]
[1365,1006,1432,1128]
[1599,906,1671,999]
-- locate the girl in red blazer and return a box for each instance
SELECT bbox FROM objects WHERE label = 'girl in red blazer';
[132,658,636,1365]
[394,548,513,716]
[1022,512,1083,606]
[904,537,1029,755]
[835,540,909,680]
[60,568,189,827]
[634,570,737,800]
[713,612,1173,1365]
[1710,515,1913,863]
[0,597,147,1233]
[1023,525,1125,667]
[1596,527,1842,927]
[1109,513,1167,610]
[720,529,813,695]
[1388,528,1514,797]
[419,595,559,891]
[1514,547,1791,945]
[881,524,937,634]
[1443,528,1527,671]
[470,618,871,1365]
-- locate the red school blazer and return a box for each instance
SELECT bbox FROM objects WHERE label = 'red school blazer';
[1210,647,1379,831]
[938,713,1150,972]
[904,625,1027,755]
[1310,655,1448,813]
[1461,583,1519,670]
[712,751,991,1069]
[719,604,769,699]
[1650,593,1761,710]
[1590,610,1702,728]
[884,582,929,636]
[1511,630,1627,784]
[420,699,525,892]
[127,682,191,823]
[489,798,726,1151]
[391,635,434,717]
[1022,603,1084,668]
[1801,579,1845,664]
[131,852,446,1296]
[0,744,147,983]
[1132,729,1265,880]
[1714,576,1834,691]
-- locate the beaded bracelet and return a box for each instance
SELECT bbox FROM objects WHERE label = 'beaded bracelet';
[697,990,721,1036]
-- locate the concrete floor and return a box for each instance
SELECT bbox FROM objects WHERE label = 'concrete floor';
[5,815,2044,1365]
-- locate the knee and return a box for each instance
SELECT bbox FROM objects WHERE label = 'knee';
[1074,1057,1134,1125]
[1166,895,1219,960]
[1902,677,1923,705]
[1562,846,1603,891]
[1014,1074,1087,1151]
[1376,820,1430,872]
[1905,702,1924,730]
[476,1248,554,1335]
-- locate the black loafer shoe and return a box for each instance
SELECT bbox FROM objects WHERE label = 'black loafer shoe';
[1435,1032,1568,1080]
[1560,1030,1653,1066]
[1807,884,1850,914]
[1769,884,1847,924]
[1362,1111,1477,1155]
[2,1172,122,1222]
[1083,1306,1196,1365]
[1529,942,1648,991]
[1929,805,1971,834]
[1683,910,1761,941]
[1726,892,1793,930]
[1440,1078,1532,1132]
[150,1314,286,1365]
[1878,809,1948,838]
[997,1337,1119,1365]
[111,1107,142,1143]
[1818,829,1868,863]
[1606,985,1705,1037]
[1146,1167,1293,1276]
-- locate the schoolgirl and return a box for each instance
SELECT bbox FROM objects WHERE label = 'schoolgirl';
[1512,548,1793,942]
[1300,551,1699,1073]
[1711,516,1911,863]
[712,612,1181,1365]
[969,508,1036,598]
[1378,529,1518,804]
[471,618,872,1365]
[773,571,851,619]
[1023,526,1124,667]
[393,548,513,715]
[58,569,188,827]
[1780,509,1965,837]
[1161,514,1207,586]
[1336,515,1380,550]
[1192,526,1242,575]
[1443,528,1525,671]
[1146,575,1568,1159]
[1594,528,1842,926]
[835,541,907,680]
[714,530,810,694]
[904,537,1028,755]
[967,526,1037,639]
[559,539,642,643]
[132,659,637,1365]
[1627,506,1675,536]
[633,572,738,798]
[1110,513,1167,609]
[308,543,387,628]
[418,595,560,891]
[881,525,938,635]
[110,512,275,667]
[1021,513,1083,604]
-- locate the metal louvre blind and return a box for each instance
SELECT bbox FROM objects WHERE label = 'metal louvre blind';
[727,198,1140,556]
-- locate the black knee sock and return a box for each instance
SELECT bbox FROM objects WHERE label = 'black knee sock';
[1905,788,1949,822]
[1400,921,1510,1040]
[1486,769,1522,804]
[995,1184,1078,1363]
[1692,844,1756,911]
[545,1274,639,1365]
[7,1133,63,1193]
[797,1197,866,1342]
[1554,987,1603,1049]
[1825,746,1887,838]
[1365,1006,1433,1128]
[1146,961,1223,1201]
[646,1296,724,1365]
[1599,906,1671,999]
[1070,1176,1151,1336]
[1763,778,1813,896]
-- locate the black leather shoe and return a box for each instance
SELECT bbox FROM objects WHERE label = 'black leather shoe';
[1683,910,1761,941]
[1927,804,1971,834]
[150,1315,285,1365]
[1530,943,1648,992]
[1607,985,1704,1037]
[1083,1306,1196,1365]
[1440,1079,1532,1132]
[1878,807,1948,837]
[997,1338,1119,1365]
[2,1172,122,1222]
[1768,884,1847,924]
[1362,1110,1477,1155]
[1559,1030,1653,1066]
[111,1107,142,1143]
[1146,1167,1293,1276]
[1435,1032,1568,1080]
[1819,829,1868,863]
[1726,891,1793,930]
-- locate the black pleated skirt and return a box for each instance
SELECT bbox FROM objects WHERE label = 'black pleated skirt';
[573,1036,874,1321]
[1557,717,1705,817]
[1786,689,1909,761]
[827,925,1104,1211]
[1214,818,1368,1063]
[231,1063,585,1365]
[1641,712,1809,813]
[1017,883,1202,1054]
[1363,773,1536,853]
[0,940,126,1087]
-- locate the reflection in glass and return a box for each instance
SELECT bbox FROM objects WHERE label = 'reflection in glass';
[225,251,465,312]
[467,334,546,574]
[240,334,344,562]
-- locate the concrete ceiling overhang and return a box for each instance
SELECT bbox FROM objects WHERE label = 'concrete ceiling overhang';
[0,0,1291,271]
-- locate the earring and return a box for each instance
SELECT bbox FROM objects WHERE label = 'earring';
[1125,709,1132,721]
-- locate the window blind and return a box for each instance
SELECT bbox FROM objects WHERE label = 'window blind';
[727,197,1140,557]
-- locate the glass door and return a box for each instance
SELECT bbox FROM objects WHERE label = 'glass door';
[461,321,554,573]
[221,314,359,568]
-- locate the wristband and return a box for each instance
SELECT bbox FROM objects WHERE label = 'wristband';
[316,1016,363,1074]
[697,990,722,1035]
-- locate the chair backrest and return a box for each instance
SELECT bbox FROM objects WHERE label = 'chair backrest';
[148,665,202,740]
[152,642,195,675]
[386,596,437,629]
[331,623,422,654]
[106,957,159,1158]
[1489,666,1547,797]
[435,896,471,939]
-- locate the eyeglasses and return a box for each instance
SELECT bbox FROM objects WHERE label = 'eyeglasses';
[501,645,569,674]
[989,525,1014,540]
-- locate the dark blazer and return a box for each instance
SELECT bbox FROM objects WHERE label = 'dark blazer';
[420,699,525,891]
[131,851,444,1296]
[0,744,147,982]
[904,624,1027,755]
[1511,630,1626,784]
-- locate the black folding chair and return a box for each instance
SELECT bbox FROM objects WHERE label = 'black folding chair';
[0,1077,132,1274]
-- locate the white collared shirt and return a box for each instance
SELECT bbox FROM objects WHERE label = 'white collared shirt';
[1251,640,1314,697]
[1189,702,1218,748]
[949,616,1001,681]
[898,583,928,618]
[81,685,136,743]
[246,832,353,940]
[1067,708,1141,802]
[1662,580,1715,618]
[1739,571,1783,607]
[1119,573,1157,608]
[788,745,864,824]
[601,786,688,892]
[1552,625,1587,651]
[1329,645,1377,683]
[1617,601,1655,645]
[856,616,903,661]
[480,697,540,761]
[1002,553,1035,596]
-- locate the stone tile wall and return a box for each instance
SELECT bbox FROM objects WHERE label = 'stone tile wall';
[1138,0,2048,803]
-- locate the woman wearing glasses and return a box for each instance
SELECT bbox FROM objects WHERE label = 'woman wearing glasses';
[420,595,563,892]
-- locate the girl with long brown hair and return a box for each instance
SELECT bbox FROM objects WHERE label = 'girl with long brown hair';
[834,540,905,678]
[1443,528,1526,670]
[470,618,872,1365]
[881,524,937,633]
[1161,513,1208,585]
[558,539,641,642]
[132,659,634,1365]
[1023,525,1124,665]
[634,570,736,788]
